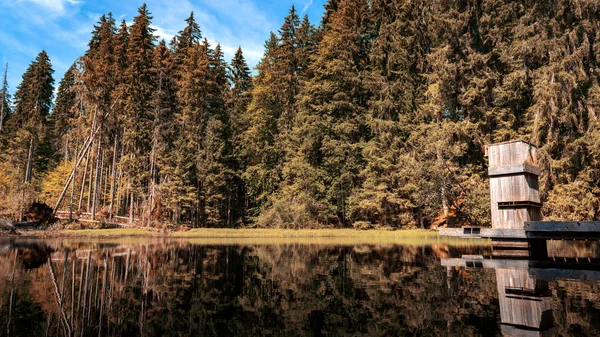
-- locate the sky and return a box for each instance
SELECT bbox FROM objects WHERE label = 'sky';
[0,0,327,96]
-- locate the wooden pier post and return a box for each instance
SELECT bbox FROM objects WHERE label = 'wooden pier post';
[486,140,545,256]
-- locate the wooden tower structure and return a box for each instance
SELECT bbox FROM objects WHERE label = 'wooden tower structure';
[487,140,542,230]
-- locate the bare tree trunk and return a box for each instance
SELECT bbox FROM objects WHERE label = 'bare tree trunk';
[79,149,91,211]
[25,137,34,183]
[69,165,76,223]
[91,141,102,221]
[129,192,134,224]
[87,151,95,212]
[437,148,449,217]
[116,168,123,217]
[55,130,98,213]
[64,133,70,162]
[108,137,118,220]
[0,63,7,133]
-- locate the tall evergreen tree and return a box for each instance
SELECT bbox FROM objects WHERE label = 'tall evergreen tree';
[120,4,157,222]
[261,0,373,227]
[0,51,54,218]
[242,33,283,218]
[0,63,10,132]
[51,63,78,163]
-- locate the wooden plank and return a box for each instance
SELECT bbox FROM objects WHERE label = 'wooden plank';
[530,268,600,281]
[488,141,537,168]
[493,249,532,258]
[525,221,600,232]
[492,240,531,249]
[489,163,541,177]
[498,201,542,208]
[439,228,528,239]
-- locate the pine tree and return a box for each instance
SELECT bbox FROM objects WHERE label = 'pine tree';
[276,5,300,130]
[120,4,157,222]
[1,51,54,219]
[229,47,252,97]
[0,63,10,133]
[242,33,283,218]
[51,63,78,163]
[169,35,208,225]
[147,40,176,222]
[261,0,373,227]
[173,12,202,56]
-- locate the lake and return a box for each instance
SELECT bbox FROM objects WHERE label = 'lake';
[0,238,599,336]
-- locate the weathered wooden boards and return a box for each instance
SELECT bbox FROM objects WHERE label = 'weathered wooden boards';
[487,140,541,230]
[439,227,527,238]
[440,226,600,240]
[525,221,600,232]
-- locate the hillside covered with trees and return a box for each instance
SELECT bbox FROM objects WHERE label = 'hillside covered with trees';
[0,0,599,229]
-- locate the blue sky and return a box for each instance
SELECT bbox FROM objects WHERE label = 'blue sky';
[0,0,327,96]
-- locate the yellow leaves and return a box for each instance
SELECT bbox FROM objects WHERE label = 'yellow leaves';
[40,160,74,207]
[544,179,599,221]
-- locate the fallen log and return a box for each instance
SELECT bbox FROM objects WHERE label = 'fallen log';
[0,219,16,231]
[13,221,40,228]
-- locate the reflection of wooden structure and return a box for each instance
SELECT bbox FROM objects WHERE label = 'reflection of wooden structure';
[496,268,554,337]
[440,140,600,257]
[441,255,600,337]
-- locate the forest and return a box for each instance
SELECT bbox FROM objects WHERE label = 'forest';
[0,0,599,229]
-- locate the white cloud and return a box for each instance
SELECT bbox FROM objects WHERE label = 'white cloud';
[302,0,314,14]
[19,0,81,16]
[145,0,275,67]
[151,25,177,43]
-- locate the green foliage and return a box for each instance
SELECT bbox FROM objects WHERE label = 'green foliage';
[2,1,599,227]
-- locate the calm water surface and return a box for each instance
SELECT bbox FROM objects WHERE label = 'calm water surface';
[0,238,599,336]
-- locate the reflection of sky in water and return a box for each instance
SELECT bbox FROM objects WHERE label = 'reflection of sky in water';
[0,239,599,336]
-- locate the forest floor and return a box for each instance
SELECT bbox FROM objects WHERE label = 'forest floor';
[0,227,490,246]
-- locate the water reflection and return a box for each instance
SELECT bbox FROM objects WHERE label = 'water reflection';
[0,238,599,336]
[443,240,600,337]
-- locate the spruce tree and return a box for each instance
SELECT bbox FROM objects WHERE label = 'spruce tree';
[147,40,176,222]
[51,63,78,163]
[120,4,156,222]
[1,51,54,218]
[261,0,373,227]
[242,33,283,218]
[0,63,10,133]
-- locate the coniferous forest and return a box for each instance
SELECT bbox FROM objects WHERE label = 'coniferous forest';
[0,0,599,229]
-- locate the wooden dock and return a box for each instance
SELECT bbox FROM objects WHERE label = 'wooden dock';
[440,221,600,240]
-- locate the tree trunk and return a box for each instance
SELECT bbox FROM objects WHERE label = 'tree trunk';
[91,141,102,221]
[25,136,34,183]
[437,148,449,217]
[55,131,98,213]
[129,192,134,224]
[0,63,7,133]
[78,149,91,211]
[108,136,118,220]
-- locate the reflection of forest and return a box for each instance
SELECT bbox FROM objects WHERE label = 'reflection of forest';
[0,240,598,337]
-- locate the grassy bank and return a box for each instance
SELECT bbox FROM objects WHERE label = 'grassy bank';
[31,228,490,246]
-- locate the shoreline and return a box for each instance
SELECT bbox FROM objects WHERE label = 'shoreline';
[0,228,491,246]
